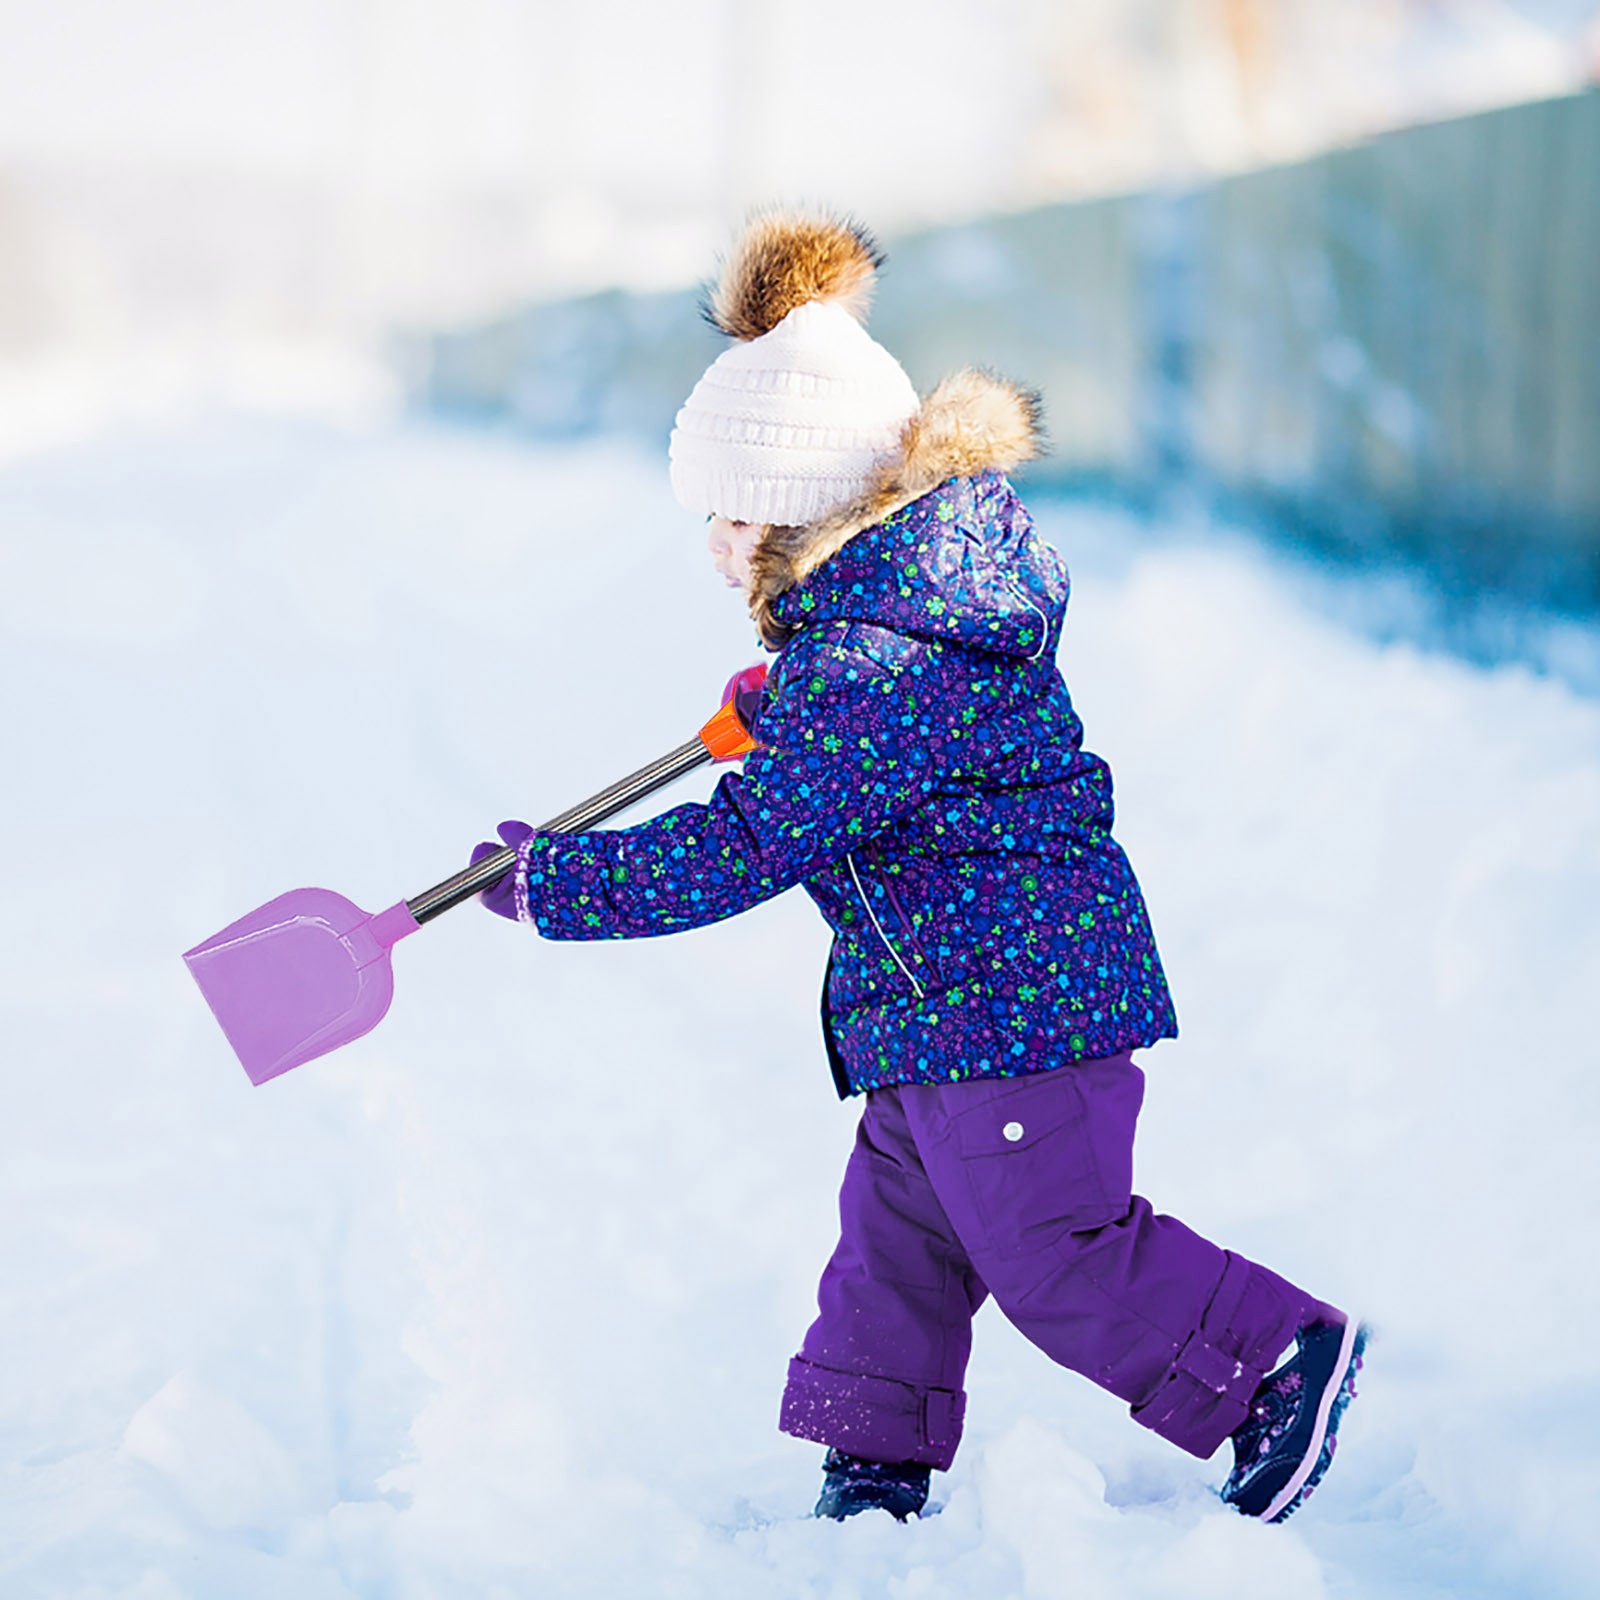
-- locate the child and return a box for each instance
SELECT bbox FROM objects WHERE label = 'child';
[476,212,1365,1525]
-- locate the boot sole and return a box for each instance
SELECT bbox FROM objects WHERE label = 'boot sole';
[1260,1318,1368,1523]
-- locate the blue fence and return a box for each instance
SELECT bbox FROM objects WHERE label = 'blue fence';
[420,89,1600,608]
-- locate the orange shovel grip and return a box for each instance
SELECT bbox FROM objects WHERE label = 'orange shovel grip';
[697,697,759,761]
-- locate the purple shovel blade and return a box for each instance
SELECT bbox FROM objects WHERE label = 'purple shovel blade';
[183,888,419,1085]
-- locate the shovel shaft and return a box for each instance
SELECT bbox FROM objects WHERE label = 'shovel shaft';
[541,737,714,834]
[404,737,713,925]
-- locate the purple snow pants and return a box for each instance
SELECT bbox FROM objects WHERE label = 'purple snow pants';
[779,1054,1342,1471]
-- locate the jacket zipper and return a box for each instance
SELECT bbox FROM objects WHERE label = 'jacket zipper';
[880,868,939,983]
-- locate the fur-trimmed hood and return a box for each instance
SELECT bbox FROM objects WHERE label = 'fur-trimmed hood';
[747,367,1045,649]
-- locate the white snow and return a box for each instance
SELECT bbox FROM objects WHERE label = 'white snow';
[2,414,1597,1598]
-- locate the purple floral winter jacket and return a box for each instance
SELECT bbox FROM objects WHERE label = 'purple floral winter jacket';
[516,468,1178,1096]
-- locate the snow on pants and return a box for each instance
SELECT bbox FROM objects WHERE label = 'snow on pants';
[779,1053,1343,1471]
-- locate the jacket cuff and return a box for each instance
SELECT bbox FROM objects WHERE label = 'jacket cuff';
[514,829,546,931]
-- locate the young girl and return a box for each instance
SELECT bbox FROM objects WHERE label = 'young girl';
[476,212,1365,1525]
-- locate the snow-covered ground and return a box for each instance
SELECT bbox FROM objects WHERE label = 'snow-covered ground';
[2,414,1597,1599]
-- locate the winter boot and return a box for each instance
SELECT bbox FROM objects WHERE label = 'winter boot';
[814,1448,931,1521]
[1220,1317,1368,1523]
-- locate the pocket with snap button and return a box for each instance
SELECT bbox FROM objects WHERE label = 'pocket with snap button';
[948,1072,1120,1255]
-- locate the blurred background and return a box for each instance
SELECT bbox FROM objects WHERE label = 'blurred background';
[4,5,1600,1599]
[5,0,1600,623]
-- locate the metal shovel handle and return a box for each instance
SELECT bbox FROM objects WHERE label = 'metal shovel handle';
[406,737,713,924]
[404,675,765,926]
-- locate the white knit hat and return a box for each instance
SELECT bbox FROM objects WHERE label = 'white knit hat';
[669,214,920,529]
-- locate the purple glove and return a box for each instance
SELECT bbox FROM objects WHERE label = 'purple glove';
[471,819,535,922]
[721,662,767,738]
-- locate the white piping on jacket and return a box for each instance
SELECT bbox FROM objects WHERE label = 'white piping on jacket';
[846,853,926,1001]
[1017,588,1050,662]
[972,525,1051,663]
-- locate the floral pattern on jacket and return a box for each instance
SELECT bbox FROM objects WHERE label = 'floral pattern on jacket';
[518,470,1178,1094]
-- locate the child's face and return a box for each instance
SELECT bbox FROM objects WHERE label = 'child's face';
[707,516,763,592]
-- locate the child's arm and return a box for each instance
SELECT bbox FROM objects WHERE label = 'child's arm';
[514,634,959,941]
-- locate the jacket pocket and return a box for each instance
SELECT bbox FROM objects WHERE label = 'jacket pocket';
[849,846,943,996]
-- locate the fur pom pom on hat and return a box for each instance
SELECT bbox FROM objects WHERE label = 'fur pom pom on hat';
[669,212,921,529]
[704,213,882,341]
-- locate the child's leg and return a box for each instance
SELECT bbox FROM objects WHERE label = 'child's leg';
[780,1085,988,1471]
[898,1055,1345,1461]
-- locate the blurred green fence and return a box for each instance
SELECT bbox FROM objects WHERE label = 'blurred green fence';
[422,89,1600,607]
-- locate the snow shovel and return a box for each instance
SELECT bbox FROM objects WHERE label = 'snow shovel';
[184,667,767,1087]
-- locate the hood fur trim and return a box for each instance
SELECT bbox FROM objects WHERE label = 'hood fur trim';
[705,212,882,342]
[748,367,1044,649]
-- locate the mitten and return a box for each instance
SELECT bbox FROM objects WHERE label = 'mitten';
[721,662,767,737]
[471,819,535,922]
